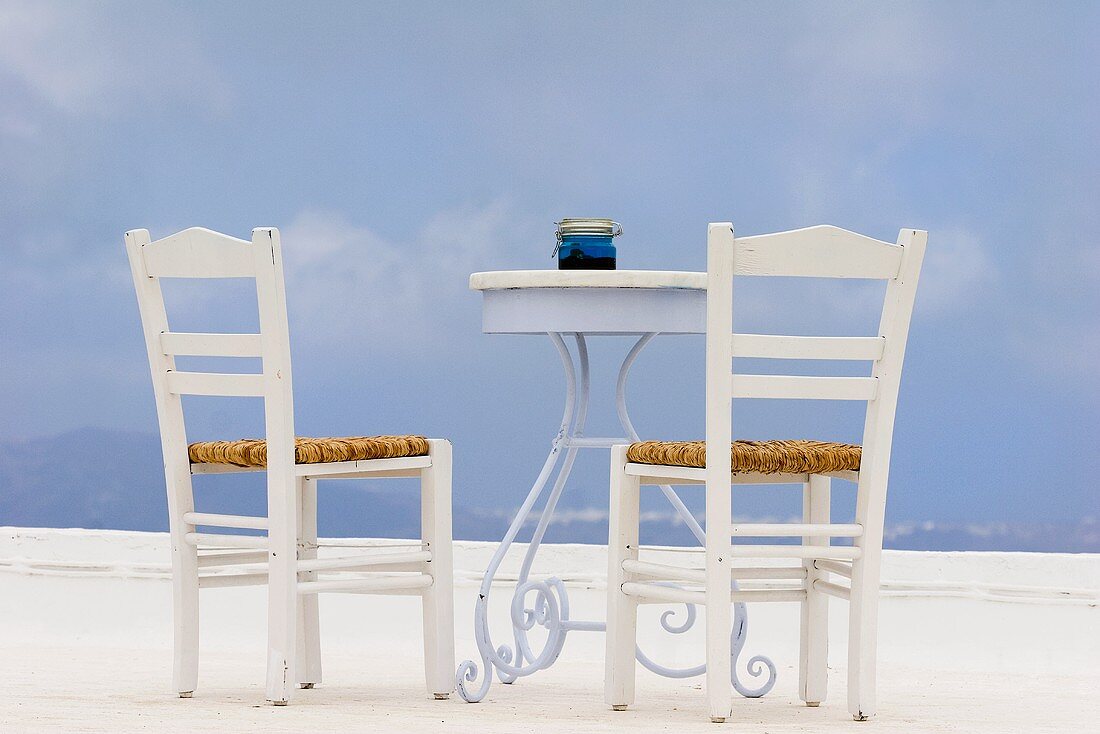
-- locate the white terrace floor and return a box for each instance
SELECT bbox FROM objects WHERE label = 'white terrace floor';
[2,528,1098,733]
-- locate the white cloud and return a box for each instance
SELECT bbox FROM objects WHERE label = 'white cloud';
[914,228,996,315]
[788,5,952,131]
[0,1,229,117]
[280,200,523,354]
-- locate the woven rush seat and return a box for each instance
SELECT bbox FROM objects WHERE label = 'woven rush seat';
[188,435,431,468]
[627,439,861,474]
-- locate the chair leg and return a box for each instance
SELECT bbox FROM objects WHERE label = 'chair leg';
[266,470,298,705]
[604,445,639,711]
[296,477,322,688]
[800,474,830,706]
[848,543,882,721]
[421,439,455,699]
[705,477,732,723]
[171,531,200,697]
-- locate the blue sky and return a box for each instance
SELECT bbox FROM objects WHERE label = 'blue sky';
[0,2,1097,532]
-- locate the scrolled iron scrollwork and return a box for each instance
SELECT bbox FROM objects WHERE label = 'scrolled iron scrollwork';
[456,332,776,703]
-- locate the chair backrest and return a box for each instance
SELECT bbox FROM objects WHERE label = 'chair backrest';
[124,227,296,474]
[705,223,925,526]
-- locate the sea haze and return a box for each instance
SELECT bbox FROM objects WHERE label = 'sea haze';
[1,428,1094,553]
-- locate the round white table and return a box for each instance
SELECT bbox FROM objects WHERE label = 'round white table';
[456,270,776,703]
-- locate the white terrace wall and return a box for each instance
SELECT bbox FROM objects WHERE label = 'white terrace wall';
[2,527,1097,680]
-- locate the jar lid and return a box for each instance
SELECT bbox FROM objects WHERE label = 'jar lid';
[556,218,623,238]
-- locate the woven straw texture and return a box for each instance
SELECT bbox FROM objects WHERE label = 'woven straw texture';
[627,439,860,474]
[188,435,430,468]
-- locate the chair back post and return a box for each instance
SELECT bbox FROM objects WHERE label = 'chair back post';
[248,226,301,702]
[704,221,735,532]
[855,228,926,550]
[703,222,736,721]
[124,227,201,693]
[251,226,297,476]
[124,228,198,544]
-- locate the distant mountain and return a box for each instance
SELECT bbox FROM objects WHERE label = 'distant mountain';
[1,429,1096,552]
[0,428,169,531]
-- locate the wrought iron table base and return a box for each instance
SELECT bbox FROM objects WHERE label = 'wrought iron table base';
[456,332,776,702]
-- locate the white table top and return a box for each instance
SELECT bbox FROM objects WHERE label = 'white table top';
[471,270,706,335]
[469,270,706,291]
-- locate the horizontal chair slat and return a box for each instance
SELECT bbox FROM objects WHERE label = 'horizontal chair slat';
[730,374,878,401]
[813,579,852,601]
[622,559,705,584]
[161,332,263,357]
[166,370,266,397]
[621,582,806,604]
[731,523,863,538]
[197,550,268,568]
[813,559,853,578]
[183,512,268,530]
[198,572,267,589]
[622,559,809,583]
[734,226,903,279]
[297,575,433,595]
[296,550,431,572]
[185,532,268,549]
[142,228,255,279]
[729,544,861,560]
[731,334,885,361]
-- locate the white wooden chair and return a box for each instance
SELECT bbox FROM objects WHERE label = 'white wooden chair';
[125,226,454,705]
[605,223,925,722]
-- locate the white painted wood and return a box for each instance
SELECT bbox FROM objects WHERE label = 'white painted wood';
[731,334,885,361]
[125,228,200,697]
[198,572,268,588]
[626,463,811,485]
[730,374,878,401]
[197,550,268,568]
[189,454,432,477]
[621,581,703,605]
[733,566,808,580]
[420,439,455,698]
[127,225,449,705]
[731,522,861,537]
[621,582,806,605]
[470,269,707,290]
[297,576,434,594]
[622,560,808,582]
[182,512,268,530]
[814,579,852,601]
[160,332,263,357]
[479,287,706,335]
[252,227,298,705]
[186,463,262,475]
[605,445,639,711]
[814,559,853,579]
[847,229,926,721]
[734,225,903,279]
[729,545,861,560]
[704,222,734,723]
[600,222,925,721]
[623,558,705,584]
[184,532,268,549]
[296,477,321,688]
[800,474,831,707]
[300,455,433,477]
[142,227,255,279]
[296,551,432,572]
[165,371,266,397]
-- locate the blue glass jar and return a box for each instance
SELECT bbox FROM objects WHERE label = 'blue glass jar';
[554,218,622,270]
